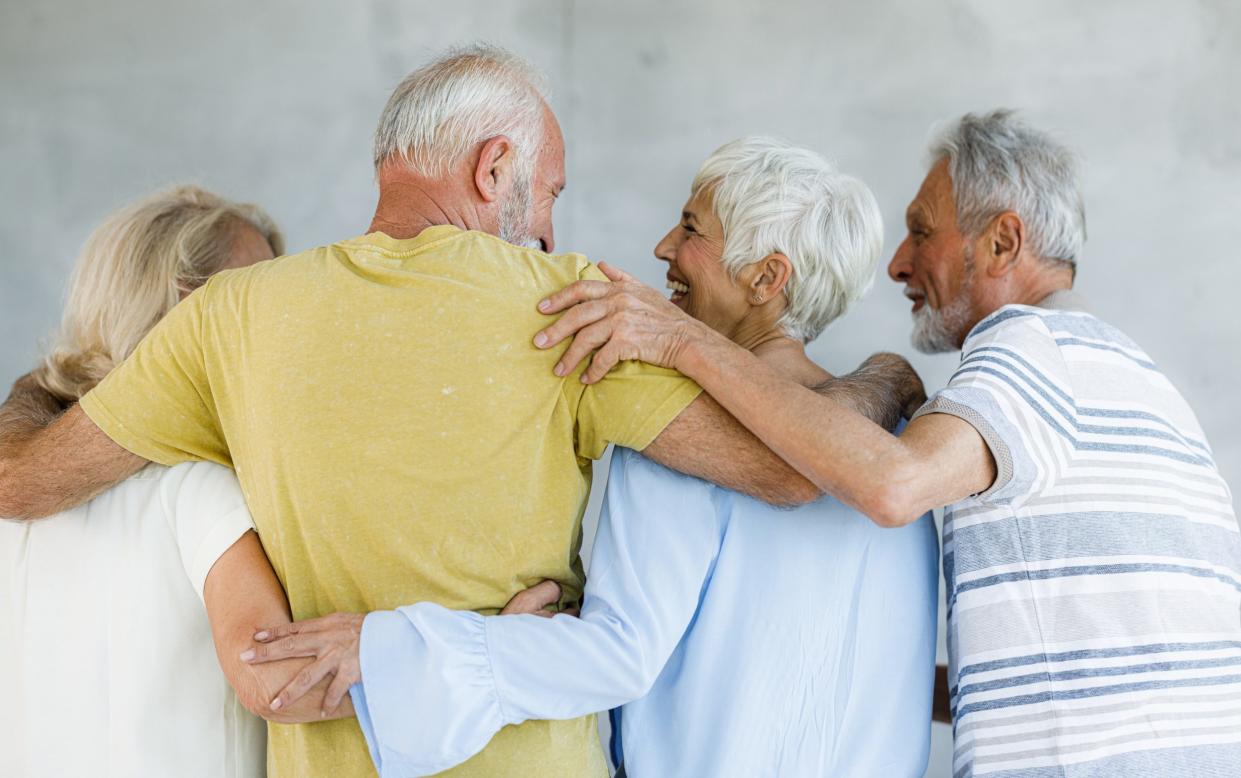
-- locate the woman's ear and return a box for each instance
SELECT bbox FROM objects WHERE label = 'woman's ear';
[473,135,515,203]
[748,253,793,305]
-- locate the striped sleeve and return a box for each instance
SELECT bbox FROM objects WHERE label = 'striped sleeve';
[913,312,1073,508]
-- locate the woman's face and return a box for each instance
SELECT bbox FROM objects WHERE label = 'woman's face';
[654,188,753,337]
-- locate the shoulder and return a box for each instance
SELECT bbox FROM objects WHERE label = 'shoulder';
[157,461,246,515]
[961,304,1059,354]
[204,244,332,296]
[456,230,592,284]
[956,304,1078,389]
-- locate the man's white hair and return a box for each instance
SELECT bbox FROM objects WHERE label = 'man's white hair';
[692,136,883,343]
[373,43,549,179]
[930,109,1086,268]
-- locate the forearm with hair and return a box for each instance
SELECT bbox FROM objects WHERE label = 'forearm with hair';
[668,328,946,526]
[643,393,821,507]
[643,343,924,508]
[0,372,67,450]
[0,395,145,520]
[812,352,925,432]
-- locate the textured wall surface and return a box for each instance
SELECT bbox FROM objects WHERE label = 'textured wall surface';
[2,2,1238,775]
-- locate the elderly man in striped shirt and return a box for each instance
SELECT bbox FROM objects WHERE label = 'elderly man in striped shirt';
[538,109,1241,776]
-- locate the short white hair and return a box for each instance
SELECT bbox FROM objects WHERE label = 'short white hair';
[373,44,549,179]
[930,109,1086,267]
[692,136,883,343]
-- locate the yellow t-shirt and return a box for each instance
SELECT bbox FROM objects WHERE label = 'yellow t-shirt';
[80,226,702,778]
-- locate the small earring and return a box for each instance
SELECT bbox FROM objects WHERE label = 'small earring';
[753,294,764,304]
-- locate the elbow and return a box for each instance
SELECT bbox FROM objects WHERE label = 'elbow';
[239,693,277,722]
[765,471,822,509]
[614,653,662,702]
[781,478,822,508]
[851,450,929,528]
[857,482,922,529]
[238,685,296,725]
[601,618,664,703]
[233,674,276,721]
[230,663,290,724]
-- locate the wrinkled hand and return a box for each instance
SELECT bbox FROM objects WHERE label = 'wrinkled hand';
[534,262,708,384]
[501,579,580,618]
[241,612,364,716]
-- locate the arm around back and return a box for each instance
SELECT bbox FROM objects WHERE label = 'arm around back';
[642,393,820,507]
[204,530,355,724]
[0,403,145,519]
[672,331,995,526]
[641,352,929,509]
[351,447,721,775]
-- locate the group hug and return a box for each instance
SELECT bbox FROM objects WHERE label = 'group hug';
[2,43,1240,778]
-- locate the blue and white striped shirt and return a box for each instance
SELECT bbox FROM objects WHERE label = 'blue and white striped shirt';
[914,297,1241,777]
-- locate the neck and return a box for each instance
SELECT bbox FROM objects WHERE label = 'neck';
[745,331,832,387]
[367,170,485,240]
[1003,258,1075,308]
[729,305,792,353]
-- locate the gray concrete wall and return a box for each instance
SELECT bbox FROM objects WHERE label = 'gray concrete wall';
[3,2,1238,775]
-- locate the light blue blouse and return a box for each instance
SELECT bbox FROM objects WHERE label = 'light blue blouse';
[350,447,940,777]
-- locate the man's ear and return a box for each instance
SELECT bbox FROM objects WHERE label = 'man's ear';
[747,253,794,304]
[984,211,1025,277]
[473,135,515,203]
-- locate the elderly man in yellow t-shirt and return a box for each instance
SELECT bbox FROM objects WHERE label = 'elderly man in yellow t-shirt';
[0,45,921,777]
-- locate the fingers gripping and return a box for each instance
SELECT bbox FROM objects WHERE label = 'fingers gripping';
[501,579,564,616]
[537,298,611,353]
[242,633,312,663]
[556,320,616,379]
[271,652,336,711]
[537,279,612,315]
[596,261,634,283]
[584,342,624,385]
[323,667,355,714]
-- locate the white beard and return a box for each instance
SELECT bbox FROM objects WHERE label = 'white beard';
[498,169,540,250]
[910,251,974,354]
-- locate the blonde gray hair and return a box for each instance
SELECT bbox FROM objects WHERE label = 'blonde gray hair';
[692,136,883,343]
[33,185,282,404]
[373,43,548,180]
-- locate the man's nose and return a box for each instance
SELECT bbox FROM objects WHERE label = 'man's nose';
[888,238,913,283]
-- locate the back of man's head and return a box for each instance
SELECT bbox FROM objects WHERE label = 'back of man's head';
[929,109,1086,271]
[373,44,548,180]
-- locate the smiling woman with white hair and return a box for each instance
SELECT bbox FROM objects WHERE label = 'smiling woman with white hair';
[269,137,940,777]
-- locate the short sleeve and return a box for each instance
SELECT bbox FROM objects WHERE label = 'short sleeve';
[79,283,228,467]
[160,461,257,602]
[912,310,1074,507]
[567,265,703,460]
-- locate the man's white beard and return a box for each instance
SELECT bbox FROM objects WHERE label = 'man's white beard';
[910,251,974,354]
[498,170,540,250]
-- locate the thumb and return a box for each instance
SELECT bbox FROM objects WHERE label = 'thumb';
[597,261,634,283]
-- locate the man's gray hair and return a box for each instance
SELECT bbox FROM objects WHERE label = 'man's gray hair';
[930,109,1086,267]
[693,136,882,343]
[373,44,549,178]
